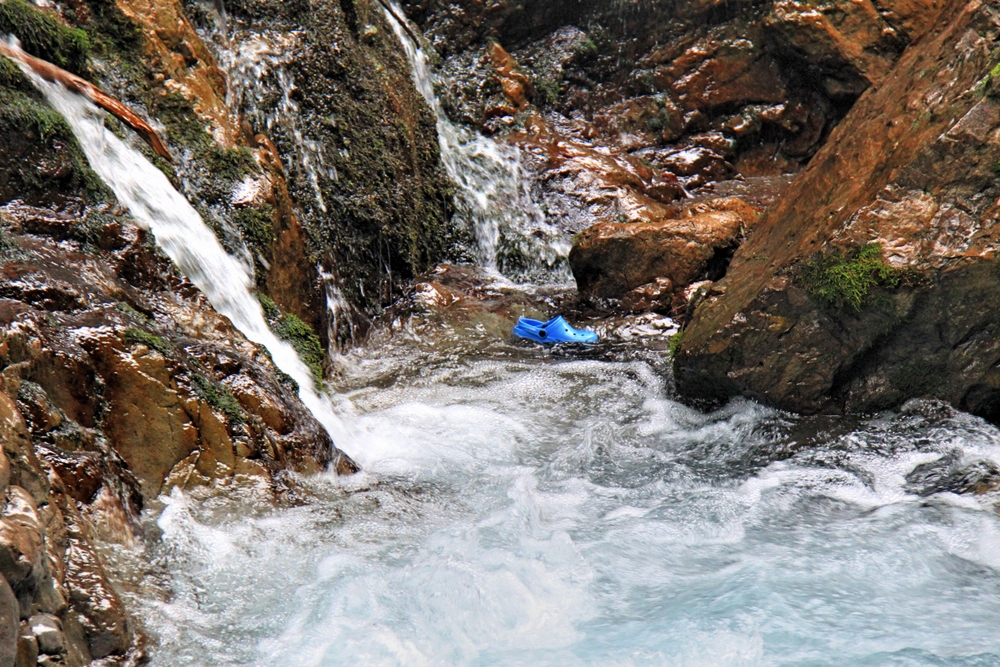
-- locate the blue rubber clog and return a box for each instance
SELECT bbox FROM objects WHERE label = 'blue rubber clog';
[513,315,599,344]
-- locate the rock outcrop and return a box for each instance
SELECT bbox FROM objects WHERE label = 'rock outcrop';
[569,197,761,306]
[675,0,1000,421]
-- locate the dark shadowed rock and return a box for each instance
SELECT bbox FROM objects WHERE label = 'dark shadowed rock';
[0,576,16,667]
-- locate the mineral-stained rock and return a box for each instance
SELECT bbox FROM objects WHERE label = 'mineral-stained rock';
[0,576,16,667]
[621,278,674,314]
[0,487,45,596]
[675,0,1000,419]
[569,198,762,304]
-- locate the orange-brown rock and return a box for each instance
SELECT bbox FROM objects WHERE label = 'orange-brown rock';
[114,0,238,146]
[569,198,761,303]
[676,0,1000,419]
[488,42,532,110]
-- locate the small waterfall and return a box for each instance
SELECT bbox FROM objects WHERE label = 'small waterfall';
[15,53,351,452]
[381,2,570,282]
[220,30,331,213]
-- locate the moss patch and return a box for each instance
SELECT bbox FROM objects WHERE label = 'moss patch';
[191,374,245,424]
[122,327,171,354]
[797,243,901,310]
[0,0,90,74]
[272,312,325,386]
[0,86,106,202]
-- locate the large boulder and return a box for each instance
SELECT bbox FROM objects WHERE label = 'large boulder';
[569,198,762,304]
[675,0,1000,420]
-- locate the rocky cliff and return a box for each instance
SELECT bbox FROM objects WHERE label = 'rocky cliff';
[675,0,1000,421]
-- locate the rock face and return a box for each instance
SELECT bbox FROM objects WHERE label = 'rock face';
[405,0,949,246]
[569,198,761,305]
[675,0,1000,420]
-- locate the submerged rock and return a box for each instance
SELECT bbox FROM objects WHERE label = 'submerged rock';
[675,0,1000,420]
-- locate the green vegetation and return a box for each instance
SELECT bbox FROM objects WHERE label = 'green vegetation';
[797,243,901,310]
[533,77,560,108]
[123,327,171,354]
[573,36,598,63]
[256,292,281,320]
[205,145,258,182]
[669,330,685,358]
[0,0,90,74]
[272,312,325,386]
[191,374,245,424]
[233,207,274,250]
[0,87,106,200]
[115,302,150,322]
[256,293,325,386]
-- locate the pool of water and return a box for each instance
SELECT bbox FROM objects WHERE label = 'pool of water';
[116,322,1000,667]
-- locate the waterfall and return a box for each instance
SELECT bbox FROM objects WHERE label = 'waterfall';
[14,49,351,453]
[381,2,570,281]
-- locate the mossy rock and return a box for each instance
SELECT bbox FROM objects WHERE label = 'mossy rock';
[796,243,901,311]
[191,373,245,424]
[122,327,171,354]
[0,85,106,204]
[272,312,325,386]
[0,0,90,74]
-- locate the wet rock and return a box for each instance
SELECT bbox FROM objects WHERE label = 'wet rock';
[621,278,675,314]
[0,487,45,599]
[676,1,1000,419]
[28,614,63,655]
[569,197,761,304]
[15,628,37,667]
[0,577,16,667]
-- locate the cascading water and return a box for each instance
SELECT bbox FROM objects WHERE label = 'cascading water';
[14,46,351,450]
[382,2,570,282]
[14,15,1000,667]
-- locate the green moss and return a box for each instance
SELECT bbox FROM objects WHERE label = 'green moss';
[233,207,274,250]
[0,87,106,200]
[154,91,212,150]
[256,292,280,320]
[0,55,30,91]
[668,330,685,358]
[272,313,324,386]
[0,0,90,74]
[573,36,598,63]
[533,78,560,108]
[122,327,171,354]
[797,243,901,310]
[115,302,150,322]
[191,374,245,424]
[205,145,258,181]
[84,0,143,56]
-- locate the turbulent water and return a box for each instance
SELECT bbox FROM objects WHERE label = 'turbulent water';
[114,328,1000,667]
[15,19,1000,667]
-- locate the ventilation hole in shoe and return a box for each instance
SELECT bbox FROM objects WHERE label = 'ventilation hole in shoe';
[538,330,547,339]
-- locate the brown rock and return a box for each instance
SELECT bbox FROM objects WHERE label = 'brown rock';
[569,197,761,302]
[488,42,532,110]
[0,576,16,667]
[224,375,289,434]
[0,487,45,592]
[92,341,199,499]
[622,278,675,313]
[676,0,1000,419]
[114,0,238,146]
[63,529,130,660]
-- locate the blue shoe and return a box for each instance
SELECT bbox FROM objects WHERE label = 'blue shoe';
[513,315,598,344]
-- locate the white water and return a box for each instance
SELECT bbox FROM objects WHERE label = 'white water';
[120,341,1000,666]
[16,51,351,450]
[382,3,569,281]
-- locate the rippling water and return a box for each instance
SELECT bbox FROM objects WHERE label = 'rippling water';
[115,326,1000,667]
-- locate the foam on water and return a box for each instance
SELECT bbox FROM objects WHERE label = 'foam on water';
[119,350,1000,666]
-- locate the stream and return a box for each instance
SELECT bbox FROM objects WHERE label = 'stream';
[126,338,1000,666]
[12,10,1000,665]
